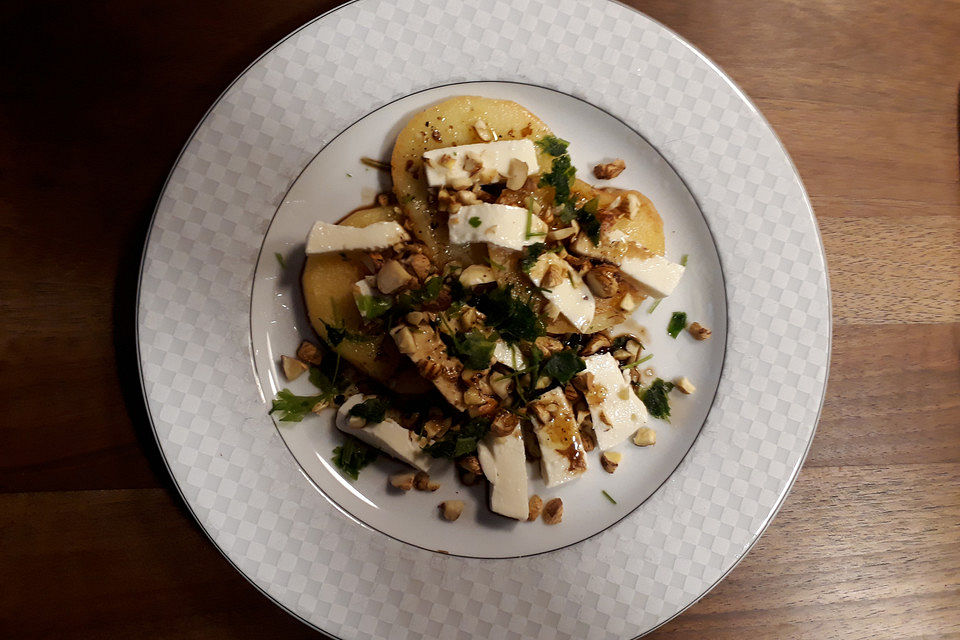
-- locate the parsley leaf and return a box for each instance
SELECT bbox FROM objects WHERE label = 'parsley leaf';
[667,311,687,339]
[275,252,286,269]
[468,216,482,228]
[535,135,569,156]
[396,275,444,310]
[575,198,601,245]
[540,349,586,384]
[539,153,576,208]
[354,294,392,320]
[640,378,674,420]
[348,397,389,424]
[441,330,496,370]
[332,437,378,480]
[474,286,545,343]
[423,416,491,459]
[270,389,327,422]
[520,243,549,273]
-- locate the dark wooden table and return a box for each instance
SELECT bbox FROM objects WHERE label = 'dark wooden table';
[2,1,958,637]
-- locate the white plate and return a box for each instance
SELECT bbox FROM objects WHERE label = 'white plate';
[138,0,830,637]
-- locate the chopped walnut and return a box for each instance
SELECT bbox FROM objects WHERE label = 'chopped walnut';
[376,260,414,294]
[541,263,566,288]
[633,427,656,447]
[405,253,432,281]
[527,495,543,521]
[542,498,563,524]
[457,189,480,205]
[417,357,443,380]
[584,265,619,298]
[688,322,712,340]
[593,158,626,180]
[580,332,612,356]
[674,376,696,394]
[281,355,308,381]
[414,471,440,491]
[473,119,496,142]
[619,292,638,312]
[310,400,329,414]
[393,326,417,355]
[534,336,564,356]
[347,414,366,429]
[389,472,415,491]
[490,409,520,437]
[601,451,622,473]
[457,455,482,475]
[439,500,464,521]
[506,158,528,190]
[296,340,324,366]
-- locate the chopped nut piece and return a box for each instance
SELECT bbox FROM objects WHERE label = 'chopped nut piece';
[347,415,367,429]
[405,253,432,281]
[593,158,626,180]
[460,471,481,486]
[405,311,426,325]
[389,472,415,491]
[580,332,612,356]
[674,376,696,394]
[534,336,564,356]
[506,158,528,190]
[547,226,577,241]
[473,119,496,142]
[417,357,443,380]
[633,427,656,447]
[490,409,520,437]
[542,498,563,524]
[688,322,712,340]
[528,495,543,521]
[310,400,329,415]
[457,455,482,475]
[439,500,464,521]
[478,167,499,184]
[472,396,500,417]
[601,451,622,474]
[541,263,566,288]
[377,259,414,294]
[459,306,480,329]
[535,375,552,390]
[414,471,440,491]
[393,326,417,355]
[619,292,638,311]
[459,264,497,288]
[423,418,450,439]
[489,372,514,399]
[457,189,480,205]
[449,176,473,191]
[281,355,308,381]
[563,383,579,402]
[296,340,324,366]
[584,265,619,298]
[580,426,596,452]
[529,401,552,423]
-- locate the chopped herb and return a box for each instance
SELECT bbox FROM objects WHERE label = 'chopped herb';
[441,330,497,369]
[348,397,389,424]
[468,216,482,228]
[275,252,286,269]
[621,353,653,370]
[332,437,379,480]
[680,254,689,267]
[610,336,630,351]
[346,172,353,178]
[360,156,391,171]
[485,256,505,271]
[540,349,586,384]
[474,286,545,342]
[397,275,443,309]
[640,378,674,420]
[602,490,617,505]
[647,298,663,314]
[321,321,376,347]
[355,294,392,320]
[423,416,491,458]
[307,365,340,400]
[520,243,548,273]
[575,198,601,245]
[536,135,570,156]
[539,153,576,208]
[667,311,688,339]
[270,389,327,422]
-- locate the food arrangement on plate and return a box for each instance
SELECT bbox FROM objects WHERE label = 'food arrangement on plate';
[271,96,710,524]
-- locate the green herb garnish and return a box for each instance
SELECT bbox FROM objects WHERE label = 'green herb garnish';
[474,286,546,343]
[348,397,389,424]
[275,252,286,269]
[397,275,443,309]
[423,416,491,459]
[354,294,392,320]
[520,243,549,273]
[680,254,689,267]
[321,321,376,347]
[536,135,569,156]
[332,437,379,480]
[441,330,497,370]
[539,153,576,208]
[540,349,586,385]
[469,216,482,228]
[647,298,662,314]
[270,389,327,422]
[621,353,653,370]
[602,490,617,504]
[575,198,601,245]
[667,311,687,339]
[640,378,674,420]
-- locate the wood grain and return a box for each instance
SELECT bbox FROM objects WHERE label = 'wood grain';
[0,0,958,638]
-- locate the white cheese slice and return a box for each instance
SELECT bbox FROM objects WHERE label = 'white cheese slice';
[305,220,409,255]
[529,388,587,487]
[570,232,684,298]
[527,253,595,332]
[335,395,432,472]
[581,353,649,450]
[618,254,685,298]
[477,429,529,520]
[492,341,528,370]
[422,140,539,188]
[448,204,546,251]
